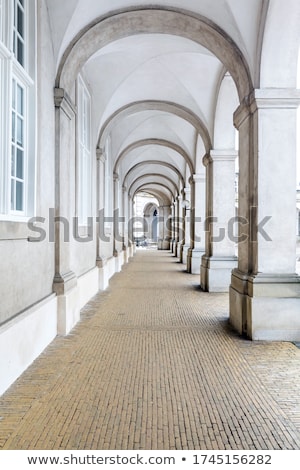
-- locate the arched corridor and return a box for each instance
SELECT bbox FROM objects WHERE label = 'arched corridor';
[0,250,300,450]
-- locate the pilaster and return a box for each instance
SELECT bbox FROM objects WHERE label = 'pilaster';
[230,88,300,340]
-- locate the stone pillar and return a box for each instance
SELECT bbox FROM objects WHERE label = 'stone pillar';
[187,173,206,274]
[201,150,238,292]
[230,88,300,340]
[128,193,135,257]
[96,148,109,290]
[174,195,183,257]
[170,202,176,253]
[162,205,172,250]
[113,172,122,271]
[181,187,191,264]
[53,88,79,335]
[122,185,129,262]
[157,205,164,250]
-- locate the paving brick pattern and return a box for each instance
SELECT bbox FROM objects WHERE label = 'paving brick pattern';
[0,250,300,450]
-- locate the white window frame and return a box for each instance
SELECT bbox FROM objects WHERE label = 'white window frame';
[77,75,92,226]
[0,0,36,221]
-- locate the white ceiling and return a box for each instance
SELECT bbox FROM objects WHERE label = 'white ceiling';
[46,0,266,202]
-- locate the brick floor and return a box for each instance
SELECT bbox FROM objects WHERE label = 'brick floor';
[0,249,300,450]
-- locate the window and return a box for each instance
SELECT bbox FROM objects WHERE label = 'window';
[77,76,92,225]
[13,0,25,67]
[11,78,25,212]
[0,0,35,219]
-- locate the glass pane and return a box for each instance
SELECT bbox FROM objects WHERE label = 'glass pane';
[12,112,16,142]
[17,84,23,115]
[17,116,23,145]
[17,6,24,37]
[12,80,16,110]
[11,146,16,176]
[16,148,23,179]
[11,180,15,210]
[16,181,23,211]
[17,38,24,66]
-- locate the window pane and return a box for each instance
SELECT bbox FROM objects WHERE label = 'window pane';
[12,80,16,110]
[16,181,23,211]
[16,148,23,179]
[11,147,16,176]
[17,116,23,145]
[12,112,16,142]
[17,5,24,37]
[11,180,15,210]
[17,84,23,115]
[17,38,24,66]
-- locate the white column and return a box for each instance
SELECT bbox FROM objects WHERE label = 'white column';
[187,173,206,274]
[162,205,172,250]
[122,185,129,262]
[96,148,109,290]
[53,88,79,335]
[170,201,176,253]
[157,205,164,250]
[181,187,191,264]
[174,195,183,258]
[230,88,300,340]
[128,194,135,257]
[201,150,238,292]
[113,172,122,271]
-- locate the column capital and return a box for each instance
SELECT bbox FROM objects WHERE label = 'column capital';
[54,88,76,119]
[210,149,238,162]
[113,172,119,182]
[96,147,106,163]
[234,88,300,128]
[202,153,212,168]
[190,173,206,183]
[122,185,127,193]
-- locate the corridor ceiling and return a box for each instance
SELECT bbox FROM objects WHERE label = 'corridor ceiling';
[47,0,269,205]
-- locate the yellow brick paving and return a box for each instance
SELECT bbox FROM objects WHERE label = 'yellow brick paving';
[0,249,300,450]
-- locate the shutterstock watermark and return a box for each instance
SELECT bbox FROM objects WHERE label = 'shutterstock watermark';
[27,208,272,243]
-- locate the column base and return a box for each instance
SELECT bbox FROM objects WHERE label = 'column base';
[174,241,181,258]
[230,270,300,340]
[97,257,109,291]
[53,271,80,335]
[170,239,176,253]
[114,249,124,272]
[201,256,237,292]
[187,248,204,274]
[179,242,185,262]
[182,244,190,265]
[57,286,80,335]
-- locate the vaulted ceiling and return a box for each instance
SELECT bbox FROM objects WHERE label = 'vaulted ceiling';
[46,0,269,205]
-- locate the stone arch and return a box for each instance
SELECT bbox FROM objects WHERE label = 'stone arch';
[113,139,194,175]
[123,161,185,188]
[56,7,253,101]
[129,176,178,200]
[98,100,212,152]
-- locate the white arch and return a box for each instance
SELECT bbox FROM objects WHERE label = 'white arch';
[56,7,252,101]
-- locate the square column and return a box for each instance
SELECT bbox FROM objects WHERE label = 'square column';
[53,88,79,335]
[96,148,109,290]
[181,187,191,264]
[187,173,206,274]
[113,172,123,272]
[201,150,238,292]
[170,202,176,253]
[230,89,300,340]
[174,195,183,258]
